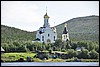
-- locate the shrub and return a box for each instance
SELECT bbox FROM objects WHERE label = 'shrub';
[89,50,99,59]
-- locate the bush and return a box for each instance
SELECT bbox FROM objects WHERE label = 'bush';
[77,49,89,59]
[35,52,49,60]
[67,49,78,58]
[89,50,99,59]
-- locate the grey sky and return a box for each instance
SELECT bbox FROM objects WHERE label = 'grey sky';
[1,1,99,32]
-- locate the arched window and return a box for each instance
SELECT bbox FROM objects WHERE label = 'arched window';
[47,19,48,23]
[47,39,51,43]
[66,35,67,38]
[48,34,50,37]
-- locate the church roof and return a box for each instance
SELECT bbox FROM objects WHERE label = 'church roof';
[44,12,50,18]
[63,27,68,34]
[35,38,40,41]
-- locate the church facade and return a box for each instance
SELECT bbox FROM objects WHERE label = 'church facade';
[35,11,57,43]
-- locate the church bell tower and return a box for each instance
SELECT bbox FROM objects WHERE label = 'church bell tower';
[62,23,70,42]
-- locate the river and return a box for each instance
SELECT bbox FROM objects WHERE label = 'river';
[1,62,99,66]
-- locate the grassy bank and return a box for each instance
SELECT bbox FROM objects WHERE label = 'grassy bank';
[1,52,99,62]
[1,52,37,62]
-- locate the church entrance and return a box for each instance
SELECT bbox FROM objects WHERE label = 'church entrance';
[47,39,51,43]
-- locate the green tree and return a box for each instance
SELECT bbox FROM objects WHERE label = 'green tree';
[77,49,89,59]
[33,42,43,51]
[89,50,99,59]
[54,39,63,51]
[62,41,71,50]
[67,49,78,58]
[54,39,62,47]
[87,42,95,51]
[70,42,77,50]
[1,43,9,52]
[94,44,99,53]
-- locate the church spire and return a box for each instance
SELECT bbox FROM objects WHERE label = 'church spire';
[44,6,50,18]
[43,7,50,27]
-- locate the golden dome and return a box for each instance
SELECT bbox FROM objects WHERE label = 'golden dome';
[44,12,50,18]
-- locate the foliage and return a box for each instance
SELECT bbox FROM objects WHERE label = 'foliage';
[67,49,78,58]
[77,49,90,59]
[34,52,49,60]
[89,50,99,59]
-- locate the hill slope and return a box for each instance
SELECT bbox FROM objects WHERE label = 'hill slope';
[1,15,99,43]
[1,25,36,43]
[56,15,99,41]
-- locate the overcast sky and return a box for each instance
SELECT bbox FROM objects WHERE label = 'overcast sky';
[1,1,99,32]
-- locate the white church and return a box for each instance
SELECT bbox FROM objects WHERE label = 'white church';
[32,9,69,43]
[33,10,57,43]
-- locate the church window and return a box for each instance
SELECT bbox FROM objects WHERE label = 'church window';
[48,34,50,37]
[42,36,44,41]
[47,19,48,23]
[54,36,55,41]
[66,35,67,38]
[47,39,51,43]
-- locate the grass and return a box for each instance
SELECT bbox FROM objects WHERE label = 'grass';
[1,52,37,62]
[1,52,99,62]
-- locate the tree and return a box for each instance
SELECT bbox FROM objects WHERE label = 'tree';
[54,39,63,51]
[62,41,71,50]
[67,49,78,58]
[95,44,99,53]
[54,39,62,47]
[8,43,16,52]
[87,42,95,51]
[1,43,9,52]
[89,50,99,59]
[70,42,77,50]
[77,49,89,59]
[33,42,43,51]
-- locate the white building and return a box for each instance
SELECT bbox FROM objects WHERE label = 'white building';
[1,47,5,54]
[33,11,57,43]
[62,23,70,42]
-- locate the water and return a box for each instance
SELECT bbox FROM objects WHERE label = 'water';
[1,62,99,66]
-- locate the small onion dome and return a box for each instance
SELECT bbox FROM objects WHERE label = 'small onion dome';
[44,12,50,18]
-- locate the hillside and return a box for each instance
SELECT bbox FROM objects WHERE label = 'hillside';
[1,15,99,43]
[1,25,36,43]
[56,15,99,41]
